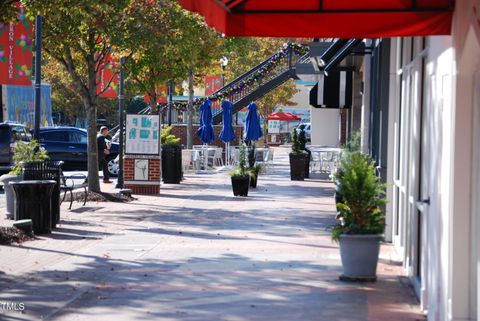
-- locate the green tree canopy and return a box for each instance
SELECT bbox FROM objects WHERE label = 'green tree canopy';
[28,0,164,192]
[219,37,301,118]
[126,0,223,106]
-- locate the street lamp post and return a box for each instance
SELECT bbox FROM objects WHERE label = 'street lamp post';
[220,56,228,87]
[220,56,231,165]
[220,56,236,124]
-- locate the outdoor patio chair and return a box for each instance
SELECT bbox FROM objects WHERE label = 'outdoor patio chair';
[229,147,240,166]
[181,149,193,173]
[321,152,337,174]
[265,148,274,171]
[191,149,203,170]
[255,149,266,163]
[213,148,224,167]
[207,147,223,167]
[310,151,322,173]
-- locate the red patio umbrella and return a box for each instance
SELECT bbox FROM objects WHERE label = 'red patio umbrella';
[178,0,453,38]
[267,111,301,121]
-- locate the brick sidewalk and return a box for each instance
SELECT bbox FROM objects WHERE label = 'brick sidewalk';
[0,147,424,321]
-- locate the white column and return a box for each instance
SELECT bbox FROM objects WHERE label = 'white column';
[361,40,371,153]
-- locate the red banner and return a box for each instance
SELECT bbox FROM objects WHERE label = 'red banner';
[144,85,167,104]
[0,7,33,86]
[205,75,222,96]
[96,54,119,98]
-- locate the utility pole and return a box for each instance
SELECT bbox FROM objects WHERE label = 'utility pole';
[187,68,194,149]
[116,57,125,189]
[33,15,42,140]
[167,80,173,126]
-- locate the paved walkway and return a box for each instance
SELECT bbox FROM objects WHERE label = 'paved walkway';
[0,147,423,321]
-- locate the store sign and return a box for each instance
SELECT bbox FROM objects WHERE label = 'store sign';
[268,120,280,134]
[125,114,160,155]
[0,9,33,86]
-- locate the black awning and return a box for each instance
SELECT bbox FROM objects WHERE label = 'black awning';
[309,71,353,108]
[310,39,364,75]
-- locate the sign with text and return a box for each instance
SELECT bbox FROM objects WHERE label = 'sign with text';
[0,8,33,86]
[268,120,280,134]
[125,114,160,155]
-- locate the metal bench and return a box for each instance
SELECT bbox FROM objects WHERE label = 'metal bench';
[60,174,88,209]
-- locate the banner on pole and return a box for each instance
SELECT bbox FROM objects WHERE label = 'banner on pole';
[205,76,221,96]
[0,6,33,86]
[96,54,119,98]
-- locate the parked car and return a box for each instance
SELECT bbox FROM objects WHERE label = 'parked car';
[37,127,119,176]
[0,122,31,175]
[108,154,120,177]
[296,123,311,140]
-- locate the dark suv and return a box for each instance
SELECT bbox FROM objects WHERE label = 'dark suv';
[38,127,119,176]
[0,123,31,174]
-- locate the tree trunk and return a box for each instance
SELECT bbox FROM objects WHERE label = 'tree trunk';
[186,68,194,149]
[85,99,100,192]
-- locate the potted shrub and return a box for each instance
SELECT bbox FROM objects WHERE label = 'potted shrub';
[0,140,49,219]
[161,126,182,184]
[289,129,308,181]
[246,144,262,188]
[230,143,250,196]
[332,150,387,282]
[297,127,310,178]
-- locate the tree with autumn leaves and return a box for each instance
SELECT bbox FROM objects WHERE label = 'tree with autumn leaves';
[125,1,222,149]
[28,0,172,192]
[220,37,301,139]
[0,0,20,24]
[25,0,301,192]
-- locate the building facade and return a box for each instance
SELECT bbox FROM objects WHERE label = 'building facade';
[362,2,480,320]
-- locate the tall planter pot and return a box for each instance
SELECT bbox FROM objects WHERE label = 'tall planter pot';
[161,144,182,184]
[338,234,383,282]
[231,176,250,196]
[289,153,307,181]
[304,150,311,178]
[0,174,22,219]
[249,173,257,188]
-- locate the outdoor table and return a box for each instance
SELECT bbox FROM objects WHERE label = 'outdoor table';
[307,147,342,177]
[10,180,56,234]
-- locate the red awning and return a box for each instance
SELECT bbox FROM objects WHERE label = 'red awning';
[178,0,453,37]
[267,112,301,121]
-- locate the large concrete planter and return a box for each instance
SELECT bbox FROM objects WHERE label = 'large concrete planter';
[338,234,383,282]
[0,174,22,219]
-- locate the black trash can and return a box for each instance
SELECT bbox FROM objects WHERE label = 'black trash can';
[161,144,182,184]
[21,161,63,228]
[10,180,56,234]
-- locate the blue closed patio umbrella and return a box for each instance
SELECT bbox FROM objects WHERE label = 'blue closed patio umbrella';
[244,102,263,142]
[196,99,215,144]
[219,100,235,165]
